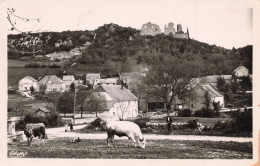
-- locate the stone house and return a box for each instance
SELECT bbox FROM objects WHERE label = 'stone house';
[232,64,249,78]
[18,76,39,92]
[34,107,51,117]
[62,75,75,90]
[86,73,101,85]
[85,85,139,120]
[186,84,224,111]
[38,75,66,92]
[93,78,118,89]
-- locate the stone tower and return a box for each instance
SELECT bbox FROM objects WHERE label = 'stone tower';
[164,22,175,36]
[177,24,182,32]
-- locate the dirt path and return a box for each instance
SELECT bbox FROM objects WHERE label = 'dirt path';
[37,125,253,143]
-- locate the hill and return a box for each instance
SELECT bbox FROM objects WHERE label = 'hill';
[8,23,252,76]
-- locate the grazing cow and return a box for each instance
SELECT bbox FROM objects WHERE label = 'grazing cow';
[103,121,146,148]
[24,123,47,146]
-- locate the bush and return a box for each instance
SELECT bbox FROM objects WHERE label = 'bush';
[15,112,63,131]
[235,111,252,132]
[90,118,104,127]
[178,109,192,117]
[133,117,150,128]
[193,108,215,118]
[186,119,199,129]
[213,111,252,135]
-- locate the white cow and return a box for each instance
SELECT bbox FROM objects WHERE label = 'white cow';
[103,121,146,148]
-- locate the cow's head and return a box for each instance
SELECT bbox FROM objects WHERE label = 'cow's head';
[138,138,146,149]
[24,128,33,138]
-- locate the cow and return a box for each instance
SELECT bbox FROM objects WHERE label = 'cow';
[24,123,48,146]
[103,121,146,148]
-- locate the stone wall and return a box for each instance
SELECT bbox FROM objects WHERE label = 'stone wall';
[140,22,161,36]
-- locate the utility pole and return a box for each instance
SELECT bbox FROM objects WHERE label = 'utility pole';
[73,88,76,124]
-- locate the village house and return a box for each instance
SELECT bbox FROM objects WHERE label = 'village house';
[62,75,75,90]
[186,84,224,111]
[34,107,51,117]
[86,73,101,85]
[85,85,139,120]
[232,64,249,78]
[38,75,66,92]
[75,79,84,87]
[93,78,118,89]
[18,76,39,92]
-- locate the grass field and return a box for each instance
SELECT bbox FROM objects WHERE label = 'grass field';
[8,138,252,159]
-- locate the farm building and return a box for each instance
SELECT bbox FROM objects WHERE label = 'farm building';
[84,85,138,120]
[62,75,75,90]
[34,107,51,117]
[38,75,66,92]
[18,76,39,92]
[86,73,101,85]
[232,64,249,78]
[93,78,118,89]
[186,83,224,111]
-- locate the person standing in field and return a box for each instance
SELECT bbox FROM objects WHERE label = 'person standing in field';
[69,123,73,131]
[166,116,172,134]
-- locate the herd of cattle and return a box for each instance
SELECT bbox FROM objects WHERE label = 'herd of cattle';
[23,121,146,148]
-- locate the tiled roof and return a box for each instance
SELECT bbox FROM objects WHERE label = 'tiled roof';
[86,73,101,79]
[36,107,50,113]
[95,85,138,101]
[25,76,37,82]
[201,84,223,97]
[38,75,64,84]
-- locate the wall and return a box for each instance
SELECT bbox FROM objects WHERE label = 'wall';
[19,77,39,91]
[109,100,138,120]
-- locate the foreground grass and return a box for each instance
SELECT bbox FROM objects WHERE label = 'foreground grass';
[8,138,252,159]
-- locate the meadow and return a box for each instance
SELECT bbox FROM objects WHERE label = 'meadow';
[8,138,252,159]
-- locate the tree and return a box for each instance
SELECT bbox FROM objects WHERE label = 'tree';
[143,59,199,115]
[231,79,239,93]
[240,76,252,92]
[213,101,221,117]
[217,77,226,93]
[70,82,76,92]
[83,93,106,117]
[39,84,47,95]
[56,92,74,116]
[204,91,211,111]
[75,91,90,118]
[118,100,131,120]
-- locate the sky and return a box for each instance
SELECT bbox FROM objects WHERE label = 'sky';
[2,0,253,49]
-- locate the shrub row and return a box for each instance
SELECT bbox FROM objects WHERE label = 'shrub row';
[25,63,60,68]
[15,112,64,130]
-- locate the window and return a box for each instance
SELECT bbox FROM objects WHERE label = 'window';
[113,112,115,116]
[191,104,193,108]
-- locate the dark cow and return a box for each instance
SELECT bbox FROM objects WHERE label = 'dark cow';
[24,123,47,146]
[103,121,146,148]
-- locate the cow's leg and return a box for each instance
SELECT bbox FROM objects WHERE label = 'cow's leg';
[108,134,115,147]
[107,135,112,147]
[129,135,136,148]
[29,137,33,146]
[27,138,30,146]
[128,137,132,148]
